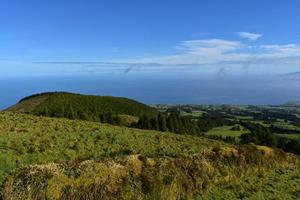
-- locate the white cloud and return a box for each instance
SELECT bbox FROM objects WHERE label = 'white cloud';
[124,39,300,67]
[124,39,249,65]
[32,37,300,75]
[260,44,300,55]
[113,38,300,75]
[237,32,262,41]
[179,39,242,52]
[260,44,300,51]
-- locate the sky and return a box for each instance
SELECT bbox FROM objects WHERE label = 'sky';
[1,0,300,77]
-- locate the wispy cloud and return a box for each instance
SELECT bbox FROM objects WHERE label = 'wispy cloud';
[32,36,300,75]
[123,39,248,65]
[237,32,262,41]
[259,44,300,57]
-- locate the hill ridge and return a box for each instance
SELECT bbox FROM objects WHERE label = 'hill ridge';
[6,92,158,123]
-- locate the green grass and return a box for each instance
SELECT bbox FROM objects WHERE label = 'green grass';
[234,115,253,120]
[273,120,300,131]
[197,166,300,200]
[295,113,300,119]
[0,112,299,199]
[205,125,248,138]
[275,134,300,139]
[181,111,206,117]
[0,111,224,184]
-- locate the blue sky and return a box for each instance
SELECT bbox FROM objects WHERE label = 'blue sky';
[1,0,300,76]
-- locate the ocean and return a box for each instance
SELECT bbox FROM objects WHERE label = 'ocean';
[0,74,299,109]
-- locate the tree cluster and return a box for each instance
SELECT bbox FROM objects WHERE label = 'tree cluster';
[132,112,232,136]
[240,122,300,154]
[31,92,158,123]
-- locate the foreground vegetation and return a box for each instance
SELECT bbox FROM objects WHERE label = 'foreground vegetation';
[0,112,215,184]
[3,148,300,200]
[0,112,299,199]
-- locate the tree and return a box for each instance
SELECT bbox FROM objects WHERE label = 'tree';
[230,125,241,131]
[158,113,167,132]
[42,107,50,116]
[150,117,159,131]
[166,116,174,133]
[286,139,300,154]
[240,123,277,147]
[99,114,106,123]
[67,105,76,119]
[137,115,152,129]
[169,113,180,133]
[105,113,115,124]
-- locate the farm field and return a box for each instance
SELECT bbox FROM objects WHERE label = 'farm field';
[273,120,300,131]
[276,134,300,140]
[205,125,247,138]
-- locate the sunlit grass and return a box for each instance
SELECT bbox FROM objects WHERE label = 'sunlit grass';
[0,111,299,199]
[205,125,248,138]
[0,111,223,184]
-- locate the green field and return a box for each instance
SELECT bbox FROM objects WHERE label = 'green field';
[205,125,247,138]
[275,134,300,139]
[181,110,206,117]
[234,115,253,120]
[273,120,300,131]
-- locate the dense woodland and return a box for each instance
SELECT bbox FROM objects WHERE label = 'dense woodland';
[20,92,158,119]
[132,112,233,135]
[239,122,300,154]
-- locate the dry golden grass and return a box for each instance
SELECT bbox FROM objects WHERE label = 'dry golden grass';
[5,95,49,113]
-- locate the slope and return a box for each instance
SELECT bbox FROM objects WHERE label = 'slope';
[6,92,158,122]
[0,112,299,199]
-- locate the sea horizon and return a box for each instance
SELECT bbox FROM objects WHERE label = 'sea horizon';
[1,73,300,110]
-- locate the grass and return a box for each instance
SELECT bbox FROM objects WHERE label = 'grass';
[0,111,225,184]
[2,145,300,200]
[205,125,248,138]
[181,111,205,117]
[197,165,300,200]
[234,115,253,120]
[5,94,49,113]
[275,134,300,140]
[0,112,299,199]
[273,120,300,131]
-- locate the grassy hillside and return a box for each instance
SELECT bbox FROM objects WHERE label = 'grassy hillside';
[0,112,223,184]
[0,112,299,199]
[6,92,158,121]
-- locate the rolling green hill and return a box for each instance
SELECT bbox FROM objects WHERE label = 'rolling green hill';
[6,92,158,123]
[0,112,299,199]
